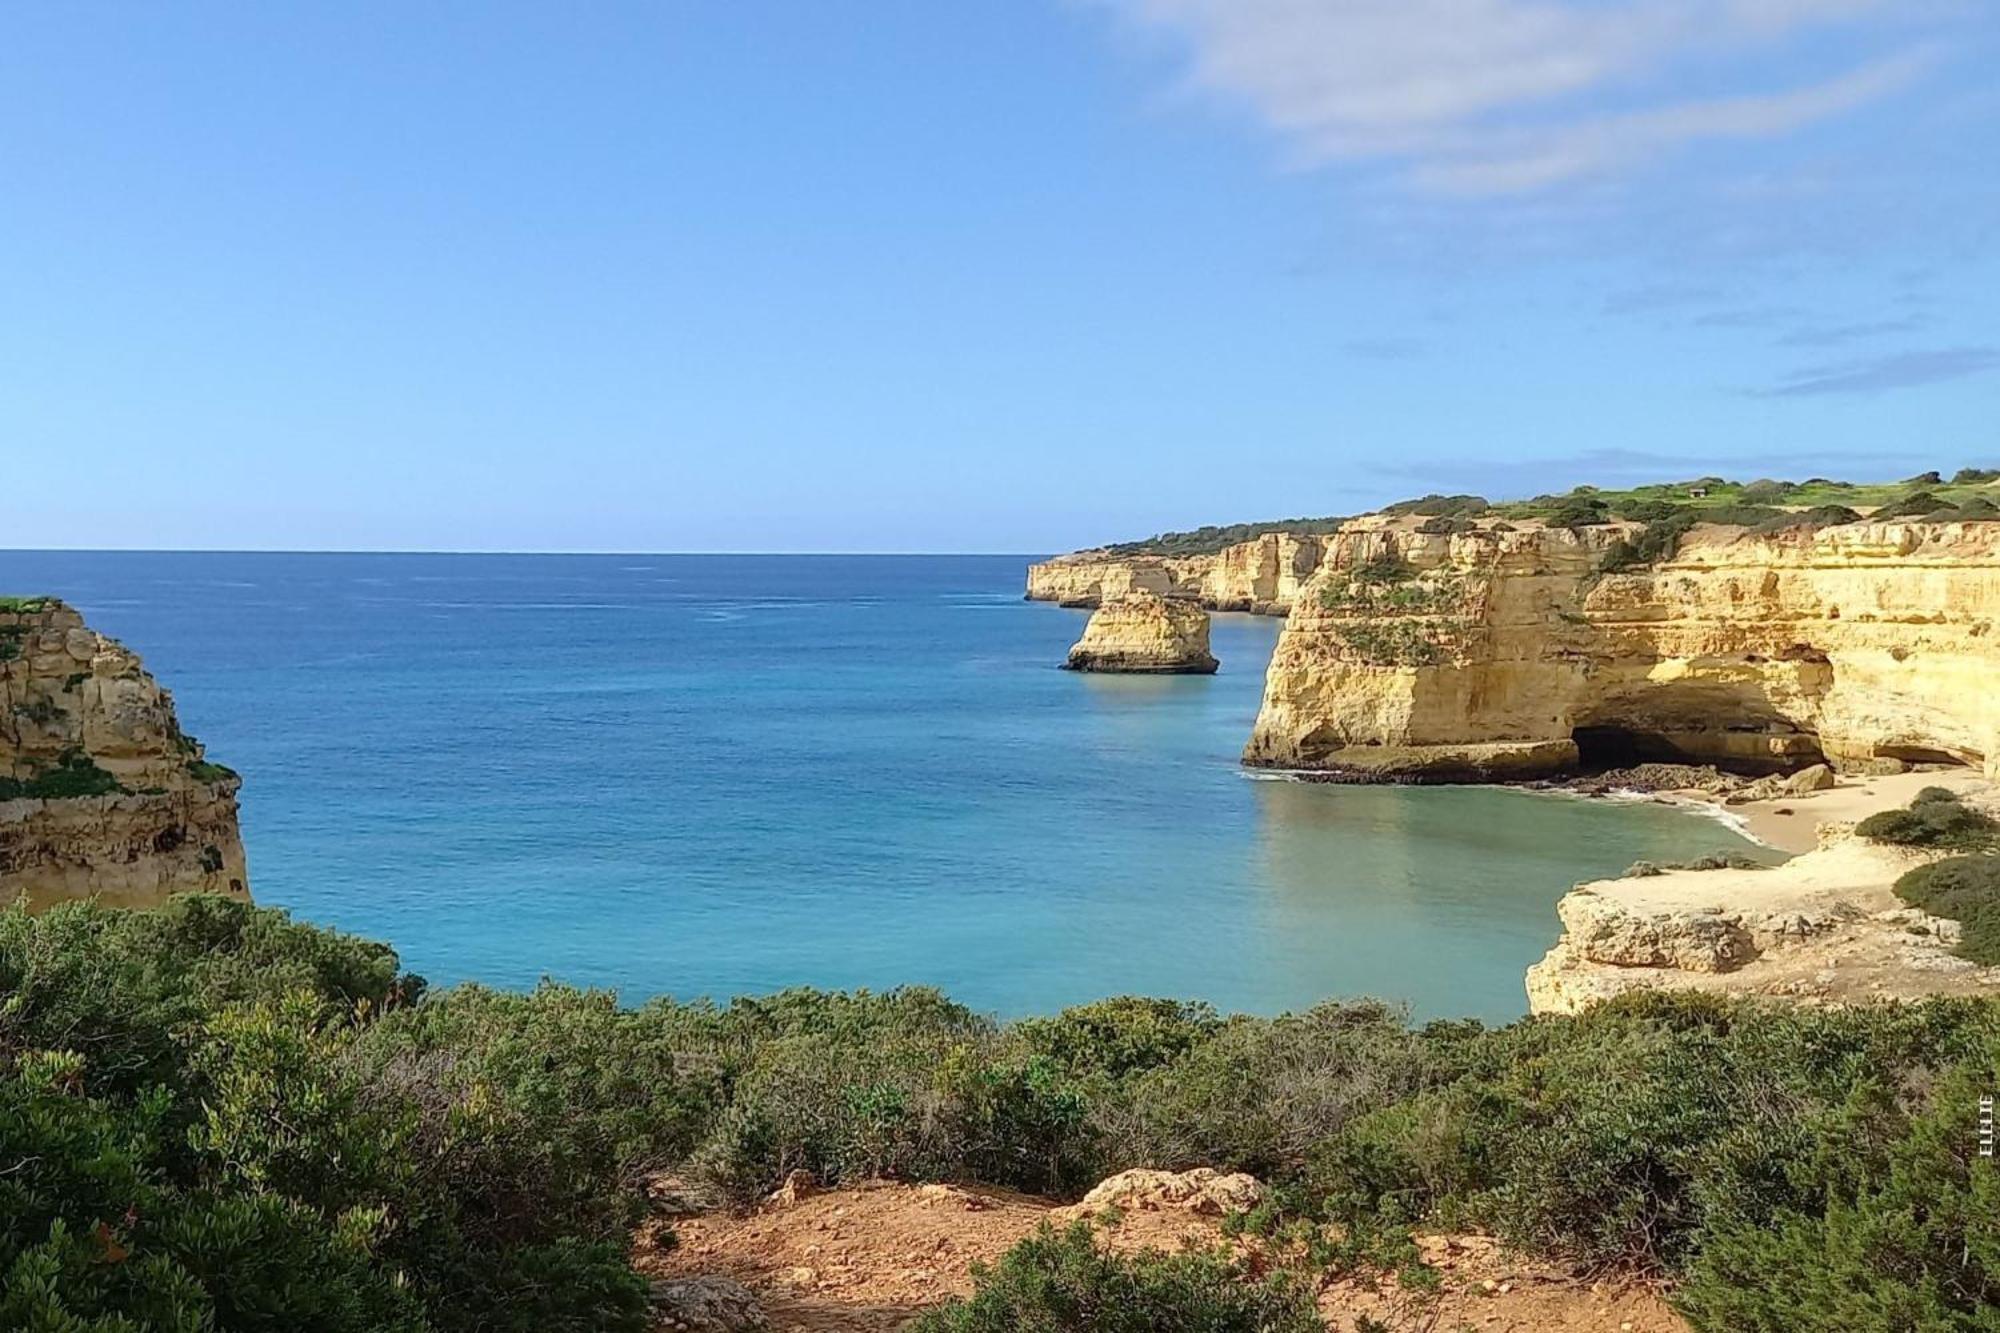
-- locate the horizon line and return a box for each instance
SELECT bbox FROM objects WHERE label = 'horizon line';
[3,547,1055,558]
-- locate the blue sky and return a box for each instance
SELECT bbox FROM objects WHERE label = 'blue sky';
[3,2,1995,553]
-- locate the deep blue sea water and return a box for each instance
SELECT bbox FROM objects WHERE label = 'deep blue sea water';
[2,551,1767,1021]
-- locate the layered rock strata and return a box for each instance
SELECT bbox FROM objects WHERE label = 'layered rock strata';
[1244,516,2000,782]
[1064,594,1218,674]
[1027,531,1330,615]
[1,598,249,909]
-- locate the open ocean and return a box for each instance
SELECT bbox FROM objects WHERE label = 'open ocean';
[2,551,1767,1021]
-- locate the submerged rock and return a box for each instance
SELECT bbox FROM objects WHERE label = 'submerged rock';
[1063,593,1218,674]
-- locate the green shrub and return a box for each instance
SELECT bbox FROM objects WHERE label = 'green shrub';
[0,898,650,1333]
[1873,491,1952,520]
[1752,504,1862,535]
[188,759,241,784]
[0,752,125,801]
[1415,515,1475,535]
[11,897,2000,1330]
[1952,467,1999,484]
[911,1223,1321,1333]
[1103,518,1346,558]
[1384,493,1489,518]
[1678,1050,2000,1331]
[1855,792,1999,852]
[1894,856,2000,965]
[1601,509,1698,571]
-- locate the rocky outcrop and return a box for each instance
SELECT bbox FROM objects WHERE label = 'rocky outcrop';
[2,598,248,909]
[1526,777,2000,1013]
[1064,594,1218,674]
[1027,532,1330,615]
[1245,516,2000,782]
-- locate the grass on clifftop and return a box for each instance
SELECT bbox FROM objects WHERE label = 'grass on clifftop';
[0,596,53,615]
[9,895,2000,1333]
[1100,516,1346,557]
[1091,471,1997,558]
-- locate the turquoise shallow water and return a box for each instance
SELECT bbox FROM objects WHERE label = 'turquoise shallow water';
[4,552,1768,1021]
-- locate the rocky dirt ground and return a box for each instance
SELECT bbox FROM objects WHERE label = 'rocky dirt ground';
[635,1170,1687,1333]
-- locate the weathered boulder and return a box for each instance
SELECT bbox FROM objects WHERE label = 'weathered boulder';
[1063,594,1218,675]
[649,1276,767,1333]
[1055,1168,1265,1220]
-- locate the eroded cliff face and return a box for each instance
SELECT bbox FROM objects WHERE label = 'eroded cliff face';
[2,599,249,908]
[1244,517,2000,782]
[1027,532,1329,615]
[1064,594,1218,674]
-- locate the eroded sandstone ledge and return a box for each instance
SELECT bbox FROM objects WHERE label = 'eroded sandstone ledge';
[2,598,249,909]
[1526,772,2000,1013]
[1064,593,1218,674]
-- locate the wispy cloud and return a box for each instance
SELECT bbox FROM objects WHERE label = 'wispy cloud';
[1093,1,1942,193]
[1773,316,1924,347]
[1755,346,2000,396]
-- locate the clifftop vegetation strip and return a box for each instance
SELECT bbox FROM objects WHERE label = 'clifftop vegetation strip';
[1092,470,1998,557]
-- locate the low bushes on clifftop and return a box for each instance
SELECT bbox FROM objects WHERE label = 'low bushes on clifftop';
[1855,787,1999,852]
[7,898,2000,1332]
[913,1223,1320,1333]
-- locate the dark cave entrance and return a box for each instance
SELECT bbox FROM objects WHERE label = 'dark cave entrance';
[1571,722,1827,776]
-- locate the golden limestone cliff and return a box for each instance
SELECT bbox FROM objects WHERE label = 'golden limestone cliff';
[1,598,249,909]
[1026,531,1330,615]
[1242,516,2000,782]
[1064,593,1218,674]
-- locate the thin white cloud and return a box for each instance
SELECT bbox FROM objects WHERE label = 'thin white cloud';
[1094,0,1936,193]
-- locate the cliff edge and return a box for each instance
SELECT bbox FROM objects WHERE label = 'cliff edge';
[1,597,249,909]
[1244,514,2000,782]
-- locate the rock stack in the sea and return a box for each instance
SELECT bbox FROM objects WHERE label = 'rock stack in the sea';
[1,597,249,909]
[1063,593,1218,674]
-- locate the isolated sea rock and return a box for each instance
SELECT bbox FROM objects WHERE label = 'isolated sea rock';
[1064,593,1218,674]
[1,597,248,909]
[1027,531,1330,615]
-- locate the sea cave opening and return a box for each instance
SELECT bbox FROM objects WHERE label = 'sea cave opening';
[1570,722,1827,776]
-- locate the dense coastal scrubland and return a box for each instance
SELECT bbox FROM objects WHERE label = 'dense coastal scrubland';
[8,895,1999,1332]
[1,597,248,909]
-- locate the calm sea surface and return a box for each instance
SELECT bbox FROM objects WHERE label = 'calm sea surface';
[3,552,1767,1021]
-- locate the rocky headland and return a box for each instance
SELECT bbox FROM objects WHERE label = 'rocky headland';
[1063,592,1218,674]
[1033,481,2000,1011]
[1,597,248,909]
[1028,530,1330,615]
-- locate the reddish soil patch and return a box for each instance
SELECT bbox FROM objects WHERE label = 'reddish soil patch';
[634,1177,1688,1333]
